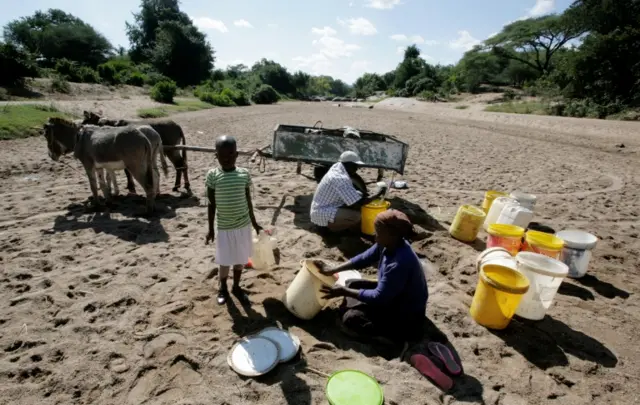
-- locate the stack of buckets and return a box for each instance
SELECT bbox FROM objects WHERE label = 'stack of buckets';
[451,190,599,329]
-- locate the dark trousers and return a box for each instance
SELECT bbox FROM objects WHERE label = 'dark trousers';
[340,280,424,342]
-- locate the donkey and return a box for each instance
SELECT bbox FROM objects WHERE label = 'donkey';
[82,111,191,195]
[42,117,168,214]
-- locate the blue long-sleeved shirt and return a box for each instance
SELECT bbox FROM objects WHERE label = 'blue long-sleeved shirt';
[349,241,428,316]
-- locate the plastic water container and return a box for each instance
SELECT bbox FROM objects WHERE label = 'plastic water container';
[449,205,486,242]
[251,231,276,271]
[361,200,390,236]
[482,190,509,214]
[484,196,519,231]
[476,247,518,273]
[469,264,530,329]
[496,204,534,230]
[514,252,569,320]
[522,230,564,260]
[486,224,525,256]
[510,191,537,212]
[282,260,336,320]
[555,230,598,278]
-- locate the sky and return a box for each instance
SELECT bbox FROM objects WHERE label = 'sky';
[1,0,575,84]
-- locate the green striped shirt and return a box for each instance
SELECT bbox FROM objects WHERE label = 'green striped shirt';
[205,167,252,230]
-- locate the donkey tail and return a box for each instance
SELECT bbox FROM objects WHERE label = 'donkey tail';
[158,141,169,177]
[179,127,187,169]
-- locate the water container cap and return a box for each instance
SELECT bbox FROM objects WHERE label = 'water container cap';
[326,370,384,405]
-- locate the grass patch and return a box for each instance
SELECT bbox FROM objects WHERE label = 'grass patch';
[137,98,213,118]
[0,104,70,140]
[484,101,550,115]
[455,105,469,110]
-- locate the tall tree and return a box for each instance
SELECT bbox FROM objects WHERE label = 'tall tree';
[3,9,113,67]
[485,15,585,75]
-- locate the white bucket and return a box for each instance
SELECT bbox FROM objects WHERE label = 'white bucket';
[515,252,568,320]
[555,230,598,278]
[510,191,537,212]
[483,197,519,231]
[497,204,534,230]
[476,247,517,272]
[282,260,336,320]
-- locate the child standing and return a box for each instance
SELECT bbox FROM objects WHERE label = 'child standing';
[205,135,262,305]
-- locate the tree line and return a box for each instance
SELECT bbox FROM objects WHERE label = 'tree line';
[1,0,638,117]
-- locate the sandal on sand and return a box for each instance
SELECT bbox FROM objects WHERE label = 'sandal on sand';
[427,342,462,376]
[410,354,454,391]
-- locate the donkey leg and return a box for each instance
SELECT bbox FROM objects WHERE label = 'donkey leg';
[83,167,102,207]
[167,151,182,192]
[124,168,136,194]
[107,170,119,196]
[97,169,112,202]
[182,166,191,195]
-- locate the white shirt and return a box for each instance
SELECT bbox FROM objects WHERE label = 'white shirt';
[310,162,363,226]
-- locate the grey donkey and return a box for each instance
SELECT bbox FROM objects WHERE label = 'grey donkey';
[42,117,168,214]
[82,111,191,195]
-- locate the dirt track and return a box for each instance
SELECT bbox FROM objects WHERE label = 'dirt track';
[1,102,638,405]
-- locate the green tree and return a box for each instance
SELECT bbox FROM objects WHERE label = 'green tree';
[251,59,294,96]
[0,42,39,86]
[126,0,191,63]
[330,78,350,97]
[353,73,386,98]
[3,9,113,67]
[485,15,585,75]
[149,20,214,86]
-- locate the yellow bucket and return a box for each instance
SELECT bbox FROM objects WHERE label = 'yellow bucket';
[470,264,530,330]
[449,205,486,242]
[361,200,391,236]
[523,230,564,259]
[482,190,508,213]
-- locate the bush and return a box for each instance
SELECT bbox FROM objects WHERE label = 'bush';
[145,71,171,86]
[252,84,280,104]
[150,80,177,103]
[50,75,71,93]
[97,62,120,85]
[221,87,250,106]
[126,71,147,87]
[54,59,100,83]
[199,91,235,107]
[417,90,437,102]
[77,66,100,83]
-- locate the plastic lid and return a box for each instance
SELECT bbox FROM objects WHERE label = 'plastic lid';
[227,336,279,377]
[516,252,569,278]
[334,270,362,287]
[487,223,525,238]
[555,230,598,250]
[525,230,564,250]
[326,370,384,405]
[256,327,300,363]
[510,190,537,201]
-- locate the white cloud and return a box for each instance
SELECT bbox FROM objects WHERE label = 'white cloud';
[528,0,555,17]
[292,54,332,74]
[311,26,337,36]
[192,17,228,33]
[449,30,481,51]
[396,46,406,54]
[338,17,377,36]
[268,23,278,29]
[350,60,370,76]
[389,34,435,45]
[313,36,360,58]
[233,19,253,28]
[366,0,401,9]
[349,1,354,6]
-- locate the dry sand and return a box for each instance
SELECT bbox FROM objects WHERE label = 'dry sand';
[1,99,639,405]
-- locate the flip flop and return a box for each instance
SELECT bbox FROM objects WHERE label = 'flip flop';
[409,353,454,391]
[427,342,462,376]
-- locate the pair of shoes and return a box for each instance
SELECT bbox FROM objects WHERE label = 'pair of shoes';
[409,342,463,392]
[217,286,250,305]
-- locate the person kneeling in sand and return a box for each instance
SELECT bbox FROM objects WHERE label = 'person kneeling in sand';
[316,209,428,344]
[309,150,386,232]
[205,135,263,305]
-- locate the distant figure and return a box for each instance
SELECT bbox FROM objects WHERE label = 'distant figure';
[316,209,428,344]
[310,151,386,232]
[205,135,263,305]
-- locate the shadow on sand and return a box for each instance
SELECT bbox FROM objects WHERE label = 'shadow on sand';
[47,193,200,244]
[490,316,618,370]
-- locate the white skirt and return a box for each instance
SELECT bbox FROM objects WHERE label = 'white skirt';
[215,224,253,266]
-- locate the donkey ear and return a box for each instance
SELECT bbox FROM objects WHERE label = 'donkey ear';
[83,110,91,118]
